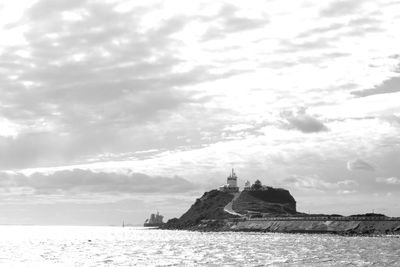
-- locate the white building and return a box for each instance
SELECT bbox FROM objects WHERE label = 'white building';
[219,169,239,193]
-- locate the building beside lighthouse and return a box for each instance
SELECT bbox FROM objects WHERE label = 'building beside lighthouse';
[219,169,240,193]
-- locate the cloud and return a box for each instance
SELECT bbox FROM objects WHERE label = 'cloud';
[0,0,400,223]
[351,76,400,97]
[347,158,375,171]
[280,109,328,133]
[337,189,356,194]
[337,180,359,188]
[282,175,358,192]
[383,114,400,126]
[0,0,246,169]
[297,14,383,41]
[27,0,86,20]
[278,38,334,54]
[343,16,383,36]
[0,169,199,196]
[297,23,344,39]
[201,3,268,41]
[320,0,363,17]
[376,177,400,185]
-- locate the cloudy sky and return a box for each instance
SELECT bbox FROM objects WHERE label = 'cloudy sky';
[1,0,400,225]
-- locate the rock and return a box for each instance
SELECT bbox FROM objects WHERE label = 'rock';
[163,187,298,229]
[163,190,236,229]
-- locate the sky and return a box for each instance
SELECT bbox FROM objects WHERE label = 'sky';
[1,0,400,225]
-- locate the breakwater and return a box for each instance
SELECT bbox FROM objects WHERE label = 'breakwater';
[245,216,400,221]
[224,217,400,235]
[189,216,400,235]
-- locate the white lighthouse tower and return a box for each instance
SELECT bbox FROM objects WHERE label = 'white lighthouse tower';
[219,168,239,193]
[227,168,238,187]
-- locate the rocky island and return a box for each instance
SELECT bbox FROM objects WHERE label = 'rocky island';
[162,170,400,235]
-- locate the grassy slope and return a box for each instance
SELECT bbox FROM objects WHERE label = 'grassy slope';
[165,190,236,228]
[232,189,297,215]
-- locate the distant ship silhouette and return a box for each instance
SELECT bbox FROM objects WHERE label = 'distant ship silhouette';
[144,212,164,227]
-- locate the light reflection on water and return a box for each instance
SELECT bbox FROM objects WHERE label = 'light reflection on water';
[0,226,399,266]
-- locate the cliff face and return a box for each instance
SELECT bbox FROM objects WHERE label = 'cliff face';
[164,190,236,229]
[232,188,297,215]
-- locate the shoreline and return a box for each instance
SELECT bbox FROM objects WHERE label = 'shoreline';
[161,217,400,236]
[160,226,400,237]
[159,227,400,238]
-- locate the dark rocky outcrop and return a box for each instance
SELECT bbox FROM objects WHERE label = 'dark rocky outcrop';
[163,190,236,229]
[232,188,297,215]
[163,187,298,229]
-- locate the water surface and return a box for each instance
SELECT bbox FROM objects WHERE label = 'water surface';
[0,226,399,266]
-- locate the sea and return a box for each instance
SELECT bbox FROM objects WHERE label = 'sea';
[0,226,399,266]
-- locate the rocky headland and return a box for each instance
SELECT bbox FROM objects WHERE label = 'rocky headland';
[162,186,400,235]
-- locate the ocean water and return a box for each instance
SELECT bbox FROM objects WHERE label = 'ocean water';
[0,226,399,266]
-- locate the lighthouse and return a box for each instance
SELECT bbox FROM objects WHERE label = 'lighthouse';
[227,168,238,187]
[219,168,239,193]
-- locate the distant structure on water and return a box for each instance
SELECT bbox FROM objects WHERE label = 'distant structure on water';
[144,212,164,227]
